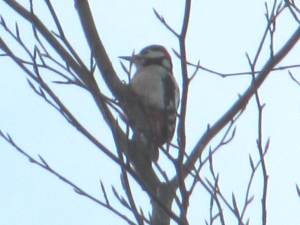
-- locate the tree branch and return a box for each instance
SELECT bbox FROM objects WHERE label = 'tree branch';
[182,23,300,178]
[0,131,136,225]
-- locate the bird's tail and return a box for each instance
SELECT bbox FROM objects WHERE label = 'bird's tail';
[132,132,159,162]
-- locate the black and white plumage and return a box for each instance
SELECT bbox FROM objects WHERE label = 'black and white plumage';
[120,45,179,161]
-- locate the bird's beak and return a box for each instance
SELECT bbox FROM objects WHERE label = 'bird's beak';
[119,54,143,62]
[118,56,134,61]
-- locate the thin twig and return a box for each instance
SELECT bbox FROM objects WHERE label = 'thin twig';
[182,14,300,180]
[0,131,136,225]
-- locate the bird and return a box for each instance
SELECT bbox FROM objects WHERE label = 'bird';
[120,45,180,162]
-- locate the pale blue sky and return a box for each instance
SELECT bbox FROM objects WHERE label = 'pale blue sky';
[1,1,300,225]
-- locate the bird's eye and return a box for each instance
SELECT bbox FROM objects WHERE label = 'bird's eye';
[140,49,149,56]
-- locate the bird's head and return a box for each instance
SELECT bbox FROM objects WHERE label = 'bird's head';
[119,45,173,71]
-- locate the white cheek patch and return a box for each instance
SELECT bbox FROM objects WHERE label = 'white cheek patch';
[146,50,172,71]
[147,50,165,58]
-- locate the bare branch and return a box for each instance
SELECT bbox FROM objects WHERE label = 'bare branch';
[74,0,126,99]
[0,131,135,225]
[153,8,179,37]
[117,137,144,225]
[289,71,300,86]
[0,38,123,168]
[248,47,269,225]
[182,22,300,180]
[175,1,192,223]
[296,184,300,198]
[173,49,300,78]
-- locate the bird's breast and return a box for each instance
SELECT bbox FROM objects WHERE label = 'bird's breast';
[131,66,169,109]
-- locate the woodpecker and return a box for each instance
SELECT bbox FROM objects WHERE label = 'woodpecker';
[120,45,180,161]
